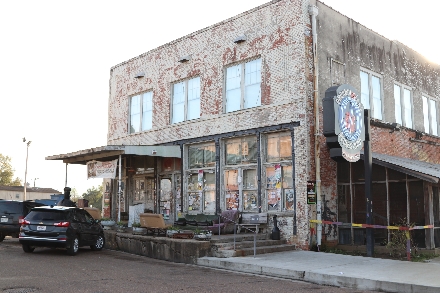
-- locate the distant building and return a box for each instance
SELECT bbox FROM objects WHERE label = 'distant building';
[0,186,61,201]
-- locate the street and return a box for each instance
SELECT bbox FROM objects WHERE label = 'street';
[0,238,378,293]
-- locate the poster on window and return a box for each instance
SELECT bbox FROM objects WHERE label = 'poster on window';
[198,170,204,190]
[87,159,118,179]
[226,191,239,210]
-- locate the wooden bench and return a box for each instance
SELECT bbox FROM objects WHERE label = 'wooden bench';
[239,213,268,234]
[241,213,268,224]
[139,213,171,235]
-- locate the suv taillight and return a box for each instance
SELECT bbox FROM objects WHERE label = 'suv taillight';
[22,219,30,226]
[19,216,24,224]
[54,222,70,227]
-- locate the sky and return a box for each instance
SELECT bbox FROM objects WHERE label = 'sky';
[1,0,439,196]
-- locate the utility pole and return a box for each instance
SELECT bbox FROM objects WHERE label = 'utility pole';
[23,138,31,201]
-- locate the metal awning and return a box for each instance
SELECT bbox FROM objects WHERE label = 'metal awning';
[361,152,440,183]
[45,145,181,165]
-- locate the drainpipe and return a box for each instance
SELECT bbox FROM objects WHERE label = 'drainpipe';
[309,5,322,249]
[118,155,122,222]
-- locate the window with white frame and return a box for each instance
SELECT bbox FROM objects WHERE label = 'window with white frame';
[130,91,153,134]
[422,95,438,136]
[225,58,261,113]
[394,83,412,128]
[360,69,382,120]
[172,76,200,124]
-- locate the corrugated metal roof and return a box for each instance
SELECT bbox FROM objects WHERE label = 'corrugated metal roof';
[363,152,440,183]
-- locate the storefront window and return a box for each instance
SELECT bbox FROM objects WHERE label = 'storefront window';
[243,169,257,211]
[267,133,291,162]
[225,136,257,165]
[265,164,293,211]
[225,170,239,210]
[189,143,215,168]
[187,170,215,213]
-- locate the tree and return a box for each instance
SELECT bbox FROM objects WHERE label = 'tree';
[82,185,103,210]
[0,154,22,186]
[70,188,81,203]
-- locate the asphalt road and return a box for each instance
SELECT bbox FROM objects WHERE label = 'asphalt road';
[0,237,378,293]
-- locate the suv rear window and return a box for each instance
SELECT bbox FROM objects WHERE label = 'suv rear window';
[26,210,67,221]
[0,202,23,214]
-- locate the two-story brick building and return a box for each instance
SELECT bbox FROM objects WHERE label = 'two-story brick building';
[47,0,440,250]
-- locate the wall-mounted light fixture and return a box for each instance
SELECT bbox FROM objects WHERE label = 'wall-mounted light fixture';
[134,72,145,78]
[233,35,247,44]
[151,150,157,155]
[178,55,191,63]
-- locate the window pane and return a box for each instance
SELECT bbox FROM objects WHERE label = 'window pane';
[243,169,257,189]
[226,65,241,113]
[394,84,402,124]
[243,136,257,163]
[188,192,201,211]
[172,82,185,124]
[130,95,140,133]
[187,77,200,120]
[279,135,292,160]
[403,89,412,128]
[243,191,258,211]
[371,76,382,119]
[142,92,153,131]
[226,89,241,112]
[189,147,203,169]
[430,99,438,136]
[244,83,261,109]
[282,165,293,188]
[204,191,216,212]
[225,170,239,190]
[225,141,240,165]
[423,96,429,133]
[266,136,278,162]
[360,71,370,109]
[203,144,216,167]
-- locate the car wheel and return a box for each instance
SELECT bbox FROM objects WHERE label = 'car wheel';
[90,234,105,251]
[22,244,35,253]
[66,236,79,256]
[0,234,5,242]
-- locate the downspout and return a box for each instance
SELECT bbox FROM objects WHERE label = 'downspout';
[118,155,122,222]
[309,5,322,249]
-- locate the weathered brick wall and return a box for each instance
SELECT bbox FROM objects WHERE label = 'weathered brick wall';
[314,1,440,245]
[107,0,315,248]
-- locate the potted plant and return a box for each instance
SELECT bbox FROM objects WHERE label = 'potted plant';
[193,228,212,241]
[131,222,146,235]
[100,218,116,230]
[116,221,126,232]
[166,226,181,238]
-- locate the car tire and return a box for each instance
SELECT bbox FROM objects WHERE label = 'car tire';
[90,234,105,251]
[66,236,79,256]
[22,244,35,253]
[0,234,5,242]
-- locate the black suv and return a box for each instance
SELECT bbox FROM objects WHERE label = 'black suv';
[0,200,44,242]
[19,206,105,256]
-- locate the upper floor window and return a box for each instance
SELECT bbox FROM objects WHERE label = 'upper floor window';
[172,76,200,124]
[422,95,438,136]
[130,91,152,134]
[394,83,412,128]
[225,58,261,113]
[360,69,382,120]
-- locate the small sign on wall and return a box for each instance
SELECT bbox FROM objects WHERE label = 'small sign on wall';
[307,181,316,204]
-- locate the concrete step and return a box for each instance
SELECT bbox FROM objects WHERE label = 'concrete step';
[214,239,287,250]
[212,244,296,258]
[210,233,268,243]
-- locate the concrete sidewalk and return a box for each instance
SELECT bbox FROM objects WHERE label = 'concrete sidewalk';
[197,250,440,293]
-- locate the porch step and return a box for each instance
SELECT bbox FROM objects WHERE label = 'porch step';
[210,233,296,257]
[212,243,297,258]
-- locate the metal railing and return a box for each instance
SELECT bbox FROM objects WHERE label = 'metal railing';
[217,214,259,258]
